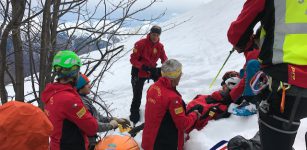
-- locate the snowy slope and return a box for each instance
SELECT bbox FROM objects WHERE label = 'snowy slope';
[96,0,307,149]
[4,0,307,149]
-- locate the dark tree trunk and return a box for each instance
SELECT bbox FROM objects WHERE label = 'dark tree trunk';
[11,0,26,101]
[38,0,52,109]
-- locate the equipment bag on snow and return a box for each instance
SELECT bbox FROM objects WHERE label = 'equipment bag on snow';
[0,101,53,150]
[95,134,140,150]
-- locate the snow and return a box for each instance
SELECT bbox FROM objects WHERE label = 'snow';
[4,0,307,149]
[97,0,307,149]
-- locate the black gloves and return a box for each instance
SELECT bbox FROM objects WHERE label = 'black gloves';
[214,111,231,120]
[141,65,161,81]
[114,118,131,129]
[187,104,204,114]
[220,91,232,105]
[128,123,145,137]
[206,92,232,106]
[141,65,157,74]
[150,67,161,81]
[199,106,226,120]
[205,96,219,104]
[141,65,152,72]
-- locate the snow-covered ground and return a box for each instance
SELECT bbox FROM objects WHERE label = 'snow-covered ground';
[4,0,307,149]
[96,0,307,149]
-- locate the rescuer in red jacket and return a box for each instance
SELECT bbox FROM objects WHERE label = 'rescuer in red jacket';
[142,59,201,150]
[42,50,101,150]
[227,0,307,149]
[129,25,168,124]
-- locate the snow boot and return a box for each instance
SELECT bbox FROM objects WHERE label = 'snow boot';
[129,110,140,125]
[232,100,257,116]
[228,132,261,150]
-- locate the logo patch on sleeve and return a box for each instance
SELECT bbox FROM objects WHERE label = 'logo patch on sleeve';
[76,107,86,118]
[133,48,138,53]
[153,48,157,54]
[209,111,216,117]
[174,107,183,115]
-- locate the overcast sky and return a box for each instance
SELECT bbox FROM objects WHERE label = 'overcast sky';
[84,0,211,22]
[87,0,208,12]
[132,0,209,14]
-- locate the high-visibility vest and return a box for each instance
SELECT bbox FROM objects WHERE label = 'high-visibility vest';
[260,0,307,65]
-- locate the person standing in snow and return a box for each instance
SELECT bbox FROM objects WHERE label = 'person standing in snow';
[76,73,131,150]
[228,1,307,150]
[42,50,96,150]
[129,25,168,125]
[142,59,201,150]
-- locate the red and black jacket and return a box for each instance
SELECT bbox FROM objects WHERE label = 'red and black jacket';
[142,77,198,150]
[130,34,168,78]
[42,83,98,150]
[186,91,228,133]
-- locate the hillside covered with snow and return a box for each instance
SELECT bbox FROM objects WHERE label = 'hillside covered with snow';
[93,0,307,149]
[5,0,307,149]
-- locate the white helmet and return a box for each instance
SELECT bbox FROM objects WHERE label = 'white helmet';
[225,77,240,90]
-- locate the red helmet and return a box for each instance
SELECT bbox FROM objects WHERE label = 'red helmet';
[95,134,140,150]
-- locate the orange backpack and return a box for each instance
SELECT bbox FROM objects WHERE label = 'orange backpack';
[95,134,140,150]
[0,101,53,150]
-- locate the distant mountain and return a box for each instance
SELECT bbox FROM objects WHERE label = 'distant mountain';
[4,33,121,85]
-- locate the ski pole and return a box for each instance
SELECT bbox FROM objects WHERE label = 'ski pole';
[209,48,235,89]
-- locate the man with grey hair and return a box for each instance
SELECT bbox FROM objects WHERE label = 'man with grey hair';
[142,59,201,150]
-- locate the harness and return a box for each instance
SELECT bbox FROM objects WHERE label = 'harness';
[252,71,307,134]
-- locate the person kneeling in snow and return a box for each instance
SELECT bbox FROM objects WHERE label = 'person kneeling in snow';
[76,73,131,150]
[142,59,201,150]
[185,71,241,134]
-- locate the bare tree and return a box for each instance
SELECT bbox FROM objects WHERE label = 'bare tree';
[11,0,26,101]
[0,0,10,104]
[0,0,165,110]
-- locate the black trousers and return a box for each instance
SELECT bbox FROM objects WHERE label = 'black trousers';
[130,67,160,114]
[258,81,307,150]
[130,77,147,113]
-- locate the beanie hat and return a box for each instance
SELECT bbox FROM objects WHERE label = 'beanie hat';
[150,25,162,35]
[76,73,90,90]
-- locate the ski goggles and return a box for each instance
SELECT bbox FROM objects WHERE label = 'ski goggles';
[54,65,80,78]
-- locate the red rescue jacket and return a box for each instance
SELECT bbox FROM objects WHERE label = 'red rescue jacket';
[42,83,98,150]
[142,77,198,150]
[130,34,168,78]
